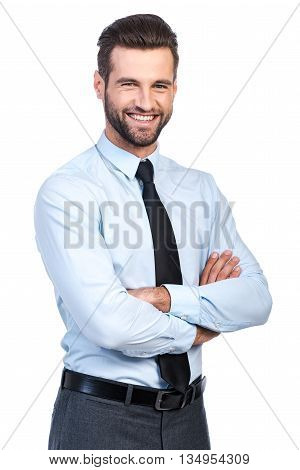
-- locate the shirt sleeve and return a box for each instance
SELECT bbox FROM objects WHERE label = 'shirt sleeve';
[162,173,273,332]
[34,175,197,358]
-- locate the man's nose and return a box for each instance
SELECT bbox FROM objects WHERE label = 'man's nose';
[135,87,154,111]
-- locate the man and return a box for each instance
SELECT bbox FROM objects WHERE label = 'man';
[34,13,272,450]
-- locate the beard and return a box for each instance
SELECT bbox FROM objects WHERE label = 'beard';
[104,91,173,147]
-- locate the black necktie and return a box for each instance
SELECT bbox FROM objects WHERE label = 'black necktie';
[135,158,191,394]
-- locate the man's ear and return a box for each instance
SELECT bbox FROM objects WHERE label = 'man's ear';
[173,79,177,97]
[94,70,105,100]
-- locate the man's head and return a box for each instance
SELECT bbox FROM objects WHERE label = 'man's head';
[94,14,179,153]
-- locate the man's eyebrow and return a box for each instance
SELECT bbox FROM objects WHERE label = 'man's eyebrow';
[115,77,173,86]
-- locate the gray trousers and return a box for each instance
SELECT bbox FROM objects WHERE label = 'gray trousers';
[48,377,211,450]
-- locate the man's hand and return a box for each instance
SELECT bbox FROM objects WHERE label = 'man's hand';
[200,249,240,285]
[193,249,241,345]
[192,325,220,346]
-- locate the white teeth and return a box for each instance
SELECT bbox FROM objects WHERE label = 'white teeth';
[128,114,155,121]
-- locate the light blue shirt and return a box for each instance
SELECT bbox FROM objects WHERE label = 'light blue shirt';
[34,130,272,388]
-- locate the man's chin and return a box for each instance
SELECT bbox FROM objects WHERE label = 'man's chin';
[129,137,157,147]
[124,130,158,147]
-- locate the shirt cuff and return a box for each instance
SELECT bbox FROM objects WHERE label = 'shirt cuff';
[161,284,200,322]
[164,319,197,355]
[121,317,197,358]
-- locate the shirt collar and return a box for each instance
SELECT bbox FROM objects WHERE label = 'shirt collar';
[95,130,160,180]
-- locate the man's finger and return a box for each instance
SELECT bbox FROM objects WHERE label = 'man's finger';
[199,252,219,285]
[216,256,240,281]
[206,250,233,283]
[228,266,241,278]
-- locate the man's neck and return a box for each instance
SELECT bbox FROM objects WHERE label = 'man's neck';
[104,126,157,159]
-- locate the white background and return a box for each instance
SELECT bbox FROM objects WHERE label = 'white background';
[0,0,299,467]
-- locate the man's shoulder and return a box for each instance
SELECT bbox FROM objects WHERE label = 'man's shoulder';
[36,146,99,189]
[158,152,216,189]
[44,144,99,180]
[34,144,102,203]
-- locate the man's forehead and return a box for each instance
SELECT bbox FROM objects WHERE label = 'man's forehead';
[110,46,174,75]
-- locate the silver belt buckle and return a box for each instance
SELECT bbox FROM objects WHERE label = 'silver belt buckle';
[154,389,176,411]
[155,389,189,411]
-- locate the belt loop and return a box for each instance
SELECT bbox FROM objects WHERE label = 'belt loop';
[201,376,207,393]
[189,383,196,405]
[60,367,66,389]
[124,384,133,406]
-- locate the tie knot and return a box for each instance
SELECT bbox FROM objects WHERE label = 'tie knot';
[135,159,154,183]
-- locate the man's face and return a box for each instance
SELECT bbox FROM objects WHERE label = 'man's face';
[100,46,177,147]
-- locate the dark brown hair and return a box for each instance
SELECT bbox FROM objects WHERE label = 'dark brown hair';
[97,14,179,86]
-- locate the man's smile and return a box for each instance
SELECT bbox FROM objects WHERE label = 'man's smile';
[125,113,160,125]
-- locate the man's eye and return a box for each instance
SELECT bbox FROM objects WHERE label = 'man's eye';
[121,83,167,88]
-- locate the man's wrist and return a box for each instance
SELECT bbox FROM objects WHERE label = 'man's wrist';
[192,326,202,346]
[127,286,171,312]
[153,286,171,313]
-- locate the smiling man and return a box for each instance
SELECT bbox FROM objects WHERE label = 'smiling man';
[101,46,174,151]
[34,14,272,450]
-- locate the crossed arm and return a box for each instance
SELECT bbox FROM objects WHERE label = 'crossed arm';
[34,173,272,358]
[127,173,273,344]
[128,249,242,346]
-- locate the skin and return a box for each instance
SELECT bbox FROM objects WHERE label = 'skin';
[94,46,241,347]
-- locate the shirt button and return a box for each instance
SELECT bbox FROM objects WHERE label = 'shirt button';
[169,347,175,352]
[181,314,187,320]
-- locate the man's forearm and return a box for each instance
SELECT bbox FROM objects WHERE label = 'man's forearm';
[127,286,171,312]
[162,274,272,332]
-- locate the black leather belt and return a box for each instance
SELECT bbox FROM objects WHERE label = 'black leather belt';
[61,368,206,411]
